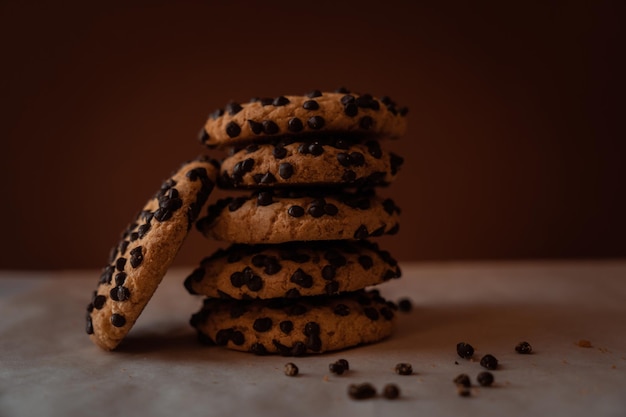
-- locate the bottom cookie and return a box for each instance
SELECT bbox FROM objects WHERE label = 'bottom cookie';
[190,289,397,355]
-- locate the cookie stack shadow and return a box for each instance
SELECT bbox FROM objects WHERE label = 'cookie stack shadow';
[185,88,408,355]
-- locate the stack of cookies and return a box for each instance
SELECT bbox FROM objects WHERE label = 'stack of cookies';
[186,88,408,355]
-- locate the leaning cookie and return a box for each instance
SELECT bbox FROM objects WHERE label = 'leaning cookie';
[86,156,219,350]
[196,189,400,244]
[184,240,401,300]
[219,139,404,188]
[190,289,396,355]
[198,89,408,148]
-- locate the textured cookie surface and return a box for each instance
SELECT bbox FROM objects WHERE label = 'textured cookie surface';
[86,157,219,350]
[184,240,401,300]
[196,189,400,244]
[199,89,408,148]
[219,139,404,189]
[190,289,397,355]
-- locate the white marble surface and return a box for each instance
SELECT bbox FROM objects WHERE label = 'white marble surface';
[1,261,625,417]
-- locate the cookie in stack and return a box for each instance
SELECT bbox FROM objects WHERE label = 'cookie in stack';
[186,88,408,355]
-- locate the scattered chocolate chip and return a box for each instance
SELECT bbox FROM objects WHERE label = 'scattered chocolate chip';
[197,128,209,143]
[321,265,336,280]
[337,359,349,370]
[383,384,400,399]
[453,373,471,388]
[307,115,325,129]
[398,298,413,312]
[329,362,346,375]
[306,89,322,98]
[290,268,313,288]
[114,272,127,286]
[287,117,304,132]
[349,151,365,167]
[109,286,130,302]
[348,383,376,400]
[364,307,379,321]
[116,257,127,271]
[340,94,355,105]
[354,225,369,239]
[110,314,126,327]
[129,246,143,268]
[308,142,324,155]
[477,371,494,386]
[395,363,413,375]
[259,97,274,106]
[273,96,290,106]
[85,314,93,334]
[457,386,471,397]
[253,317,273,332]
[285,288,301,298]
[323,204,338,216]
[225,121,241,138]
[250,342,267,355]
[209,108,224,119]
[93,294,106,310]
[284,362,299,376]
[515,341,533,354]
[335,87,350,94]
[357,255,373,270]
[246,274,263,292]
[457,342,475,359]
[480,354,498,370]
[307,204,325,218]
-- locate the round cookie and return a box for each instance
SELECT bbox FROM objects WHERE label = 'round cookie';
[86,156,219,350]
[196,189,401,244]
[198,89,408,148]
[190,289,397,355]
[218,139,404,189]
[184,240,401,300]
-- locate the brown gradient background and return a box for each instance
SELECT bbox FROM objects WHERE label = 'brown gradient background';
[1,1,624,270]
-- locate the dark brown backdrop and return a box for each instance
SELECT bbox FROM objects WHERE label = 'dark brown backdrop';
[1,1,624,270]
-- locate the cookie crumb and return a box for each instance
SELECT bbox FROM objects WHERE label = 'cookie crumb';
[577,339,593,348]
[284,362,299,377]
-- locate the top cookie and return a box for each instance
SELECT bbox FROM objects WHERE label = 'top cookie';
[198,89,408,148]
[85,156,219,350]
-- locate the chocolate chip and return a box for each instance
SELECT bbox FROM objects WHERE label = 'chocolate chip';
[354,225,369,239]
[340,94,355,105]
[336,152,351,167]
[306,89,322,98]
[390,153,404,175]
[307,116,325,129]
[246,274,263,292]
[386,224,399,235]
[129,246,143,268]
[273,96,290,106]
[383,384,400,399]
[93,294,106,310]
[307,204,325,218]
[137,223,150,239]
[287,205,305,217]
[248,120,263,134]
[366,141,382,158]
[258,172,276,184]
[109,286,130,302]
[335,87,350,94]
[457,342,475,359]
[359,116,373,130]
[306,335,322,352]
[114,272,127,286]
[325,281,339,295]
[225,101,243,115]
[321,265,336,280]
[357,255,373,270]
[515,341,533,354]
[279,163,293,179]
[253,317,273,332]
[477,371,494,386]
[344,102,358,117]
[290,268,313,288]
[215,329,232,345]
[302,100,319,110]
[262,120,279,135]
[329,362,346,375]
[259,97,274,106]
[333,304,350,316]
[110,314,126,327]
[251,343,268,355]
[364,307,379,321]
[228,197,247,211]
[349,152,365,167]
[395,363,413,375]
[454,373,471,387]
[399,107,409,116]
[287,117,303,132]
[284,362,299,376]
[230,271,245,288]
[85,314,93,334]
[273,145,288,159]
[279,320,294,334]
[333,138,351,149]
[225,121,241,138]
[348,383,376,400]
[209,108,224,119]
[115,257,126,271]
[230,304,246,318]
[480,354,498,370]
[285,288,301,298]
[308,142,324,156]
[231,331,245,345]
[380,307,394,320]
[398,298,412,312]
[198,128,209,143]
[257,191,273,206]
